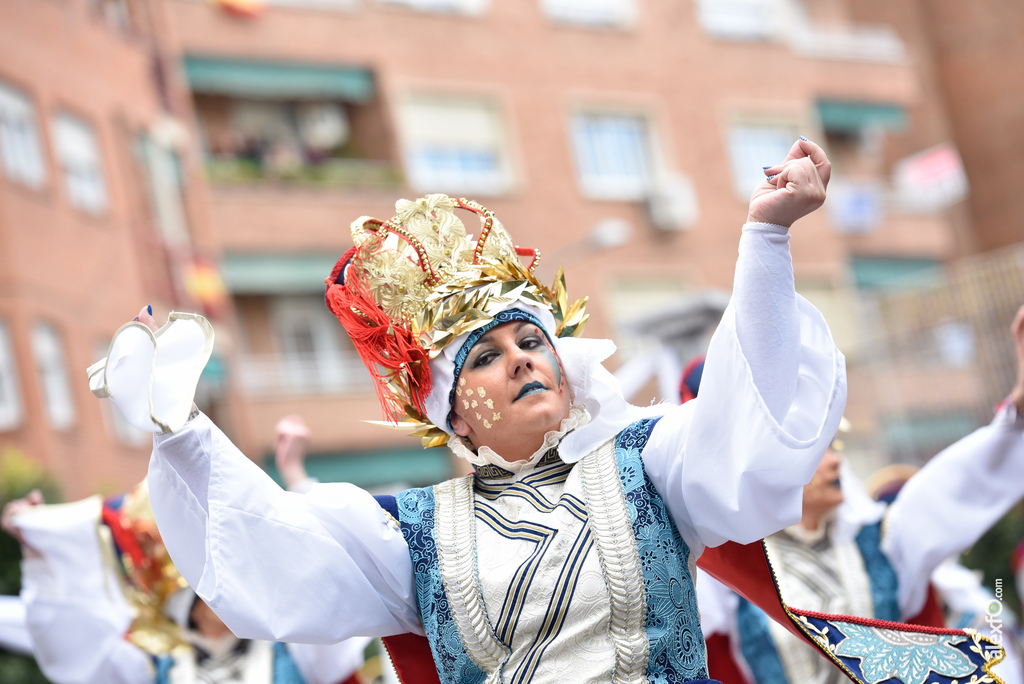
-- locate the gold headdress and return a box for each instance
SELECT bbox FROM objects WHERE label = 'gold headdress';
[101,481,189,655]
[325,194,588,447]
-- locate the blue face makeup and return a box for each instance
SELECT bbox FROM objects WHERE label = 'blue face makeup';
[537,337,562,390]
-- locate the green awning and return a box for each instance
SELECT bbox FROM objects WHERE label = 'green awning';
[199,354,227,386]
[849,257,942,291]
[183,56,374,102]
[263,447,453,490]
[817,100,908,133]
[881,411,979,455]
[221,253,339,294]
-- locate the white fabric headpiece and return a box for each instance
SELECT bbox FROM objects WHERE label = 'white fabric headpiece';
[424,301,670,464]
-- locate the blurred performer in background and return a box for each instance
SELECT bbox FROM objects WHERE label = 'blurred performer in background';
[695,305,1024,684]
[1,417,368,684]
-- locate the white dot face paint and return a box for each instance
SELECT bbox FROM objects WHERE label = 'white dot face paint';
[475,412,482,421]
[457,388,463,396]
[492,412,501,422]
[477,387,486,398]
[484,399,494,409]
[459,377,467,386]
[466,388,474,396]
[471,400,478,408]
[462,399,470,410]
[483,419,492,429]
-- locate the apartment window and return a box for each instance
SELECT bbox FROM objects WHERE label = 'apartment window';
[87,0,135,33]
[694,0,778,41]
[377,0,489,14]
[727,122,799,198]
[52,111,108,214]
[400,94,511,195]
[570,112,654,200]
[541,0,635,27]
[0,319,23,431]
[271,296,364,394]
[0,80,47,189]
[32,322,75,430]
[139,135,190,245]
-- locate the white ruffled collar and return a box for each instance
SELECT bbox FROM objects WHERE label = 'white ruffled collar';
[448,404,591,476]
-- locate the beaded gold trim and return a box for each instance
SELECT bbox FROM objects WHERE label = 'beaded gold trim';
[580,440,649,683]
[434,476,509,674]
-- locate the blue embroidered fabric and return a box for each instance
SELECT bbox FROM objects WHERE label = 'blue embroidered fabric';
[154,643,307,684]
[736,597,790,684]
[154,655,173,684]
[445,308,552,433]
[272,641,307,684]
[799,614,994,684]
[854,521,900,622]
[395,485,487,684]
[614,418,710,682]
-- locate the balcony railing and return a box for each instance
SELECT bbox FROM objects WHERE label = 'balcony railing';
[787,22,906,63]
[695,0,906,64]
[206,157,404,190]
[238,351,372,396]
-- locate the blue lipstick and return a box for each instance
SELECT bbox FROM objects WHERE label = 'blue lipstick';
[515,381,546,401]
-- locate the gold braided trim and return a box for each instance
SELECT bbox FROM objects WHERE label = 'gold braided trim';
[580,440,649,684]
[434,477,509,673]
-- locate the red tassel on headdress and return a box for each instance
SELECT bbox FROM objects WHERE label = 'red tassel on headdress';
[325,260,432,421]
[101,502,155,593]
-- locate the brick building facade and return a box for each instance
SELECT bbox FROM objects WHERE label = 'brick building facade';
[1,0,1002,497]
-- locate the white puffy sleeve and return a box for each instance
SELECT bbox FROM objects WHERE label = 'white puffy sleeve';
[148,413,423,643]
[882,402,1024,619]
[16,497,155,684]
[642,223,847,554]
[287,637,372,684]
[0,596,31,656]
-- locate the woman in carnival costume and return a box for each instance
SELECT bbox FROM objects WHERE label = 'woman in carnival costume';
[94,139,997,683]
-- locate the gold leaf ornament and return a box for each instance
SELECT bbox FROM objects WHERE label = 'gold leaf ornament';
[331,194,589,446]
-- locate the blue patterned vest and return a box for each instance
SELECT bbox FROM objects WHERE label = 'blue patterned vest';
[736,521,899,683]
[154,641,305,684]
[386,418,712,684]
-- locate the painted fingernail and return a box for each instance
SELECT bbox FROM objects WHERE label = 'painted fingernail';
[146,304,152,316]
[799,135,809,142]
[767,174,778,181]
[132,316,140,322]
[762,166,773,170]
